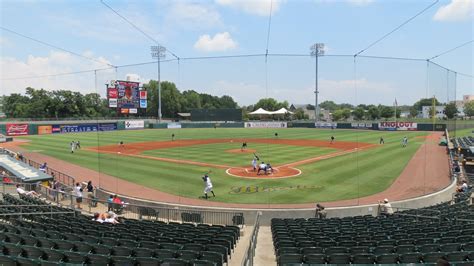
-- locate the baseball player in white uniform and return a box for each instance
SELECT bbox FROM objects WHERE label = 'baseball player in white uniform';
[252,158,257,171]
[202,174,215,199]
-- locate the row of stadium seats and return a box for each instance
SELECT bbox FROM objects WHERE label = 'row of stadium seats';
[272,192,474,265]
[0,193,241,265]
[452,136,474,150]
[276,251,474,265]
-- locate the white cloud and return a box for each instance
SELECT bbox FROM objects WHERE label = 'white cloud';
[315,0,374,6]
[433,0,474,22]
[1,51,116,96]
[194,32,238,52]
[215,0,283,16]
[167,2,222,28]
[346,0,374,6]
[0,37,12,47]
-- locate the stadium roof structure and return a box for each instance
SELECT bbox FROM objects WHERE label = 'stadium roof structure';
[248,108,272,115]
[248,108,294,115]
[271,108,294,115]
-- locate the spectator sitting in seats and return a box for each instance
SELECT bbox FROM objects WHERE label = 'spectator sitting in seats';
[16,184,39,196]
[93,211,119,224]
[457,180,469,193]
[39,162,47,173]
[378,198,394,216]
[92,213,105,223]
[2,171,12,184]
[104,211,119,224]
[315,203,327,219]
[112,194,127,213]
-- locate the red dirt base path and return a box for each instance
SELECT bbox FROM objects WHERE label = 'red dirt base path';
[226,149,257,154]
[1,132,450,209]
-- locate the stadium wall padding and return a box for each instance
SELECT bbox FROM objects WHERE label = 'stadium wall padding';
[417,123,446,131]
[117,121,125,130]
[0,124,5,135]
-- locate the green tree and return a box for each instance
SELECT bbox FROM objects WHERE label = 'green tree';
[293,108,308,120]
[160,81,182,118]
[341,108,351,120]
[464,101,474,117]
[319,101,338,111]
[409,106,418,118]
[254,98,287,111]
[413,98,440,111]
[352,107,365,120]
[379,105,395,119]
[367,106,380,120]
[2,93,29,118]
[444,103,458,119]
[332,109,344,121]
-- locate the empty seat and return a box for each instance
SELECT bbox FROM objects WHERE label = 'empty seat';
[419,244,439,253]
[86,254,111,265]
[373,245,394,255]
[399,252,422,263]
[376,254,399,264]
[446,251,468,262]
[277,253,303,266]
[327,253,351,264]
[422,252,446,263]
[303,253,326,264]
[352,253,375,264]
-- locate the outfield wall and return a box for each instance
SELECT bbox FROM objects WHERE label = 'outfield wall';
[0,119,448,136]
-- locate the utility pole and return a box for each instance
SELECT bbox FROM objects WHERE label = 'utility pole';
[310,43,325,122]
[151,46,166,123]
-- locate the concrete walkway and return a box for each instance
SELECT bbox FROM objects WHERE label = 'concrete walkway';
[254,226,276,266]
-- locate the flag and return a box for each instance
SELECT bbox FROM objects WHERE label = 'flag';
[394,98,398,107]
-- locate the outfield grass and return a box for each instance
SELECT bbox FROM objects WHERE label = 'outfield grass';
[20,128,429,204]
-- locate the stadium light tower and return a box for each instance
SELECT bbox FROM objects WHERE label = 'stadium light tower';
[151,46,166,123]
[310,43,325,122]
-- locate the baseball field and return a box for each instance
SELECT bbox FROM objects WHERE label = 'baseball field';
[17,128,431,204]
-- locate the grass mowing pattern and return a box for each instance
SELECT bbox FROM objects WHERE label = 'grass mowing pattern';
[20,128,428,204]
[142,142,337,166]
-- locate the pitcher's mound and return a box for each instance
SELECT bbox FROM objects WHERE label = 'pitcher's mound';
[226,149,257,154]
[226,166,301,179]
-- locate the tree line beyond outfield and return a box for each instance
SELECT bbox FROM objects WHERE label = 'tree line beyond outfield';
[2,80,473,120]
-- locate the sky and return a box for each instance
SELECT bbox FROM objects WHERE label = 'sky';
[1,0,473,106]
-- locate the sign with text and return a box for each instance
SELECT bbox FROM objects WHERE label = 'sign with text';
[315,122,337,128]
[244,122,287,128]
[6,124,28,136]
[125,120,144,129]
[379,121,417,131]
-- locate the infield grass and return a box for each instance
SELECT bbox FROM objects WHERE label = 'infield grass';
[19,128,429,204]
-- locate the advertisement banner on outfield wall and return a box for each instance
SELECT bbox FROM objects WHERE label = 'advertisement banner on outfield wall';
[6,124,29,136]
[98,123,117,131]
[351,123,373,129]
[38,125,52,135]
[53,124,99,133]
[314,122,337,128]
[125,120,144,129]
[379,121,417,131]
[244,122,287,128]
[167,123,182,129]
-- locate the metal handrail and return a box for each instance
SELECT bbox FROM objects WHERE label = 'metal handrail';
[31,186,244,226]
[241,212,261,266]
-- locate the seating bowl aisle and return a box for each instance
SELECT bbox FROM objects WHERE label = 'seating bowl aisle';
[0,193,240,266]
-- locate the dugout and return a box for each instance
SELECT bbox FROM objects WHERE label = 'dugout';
[190,108,242,121]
